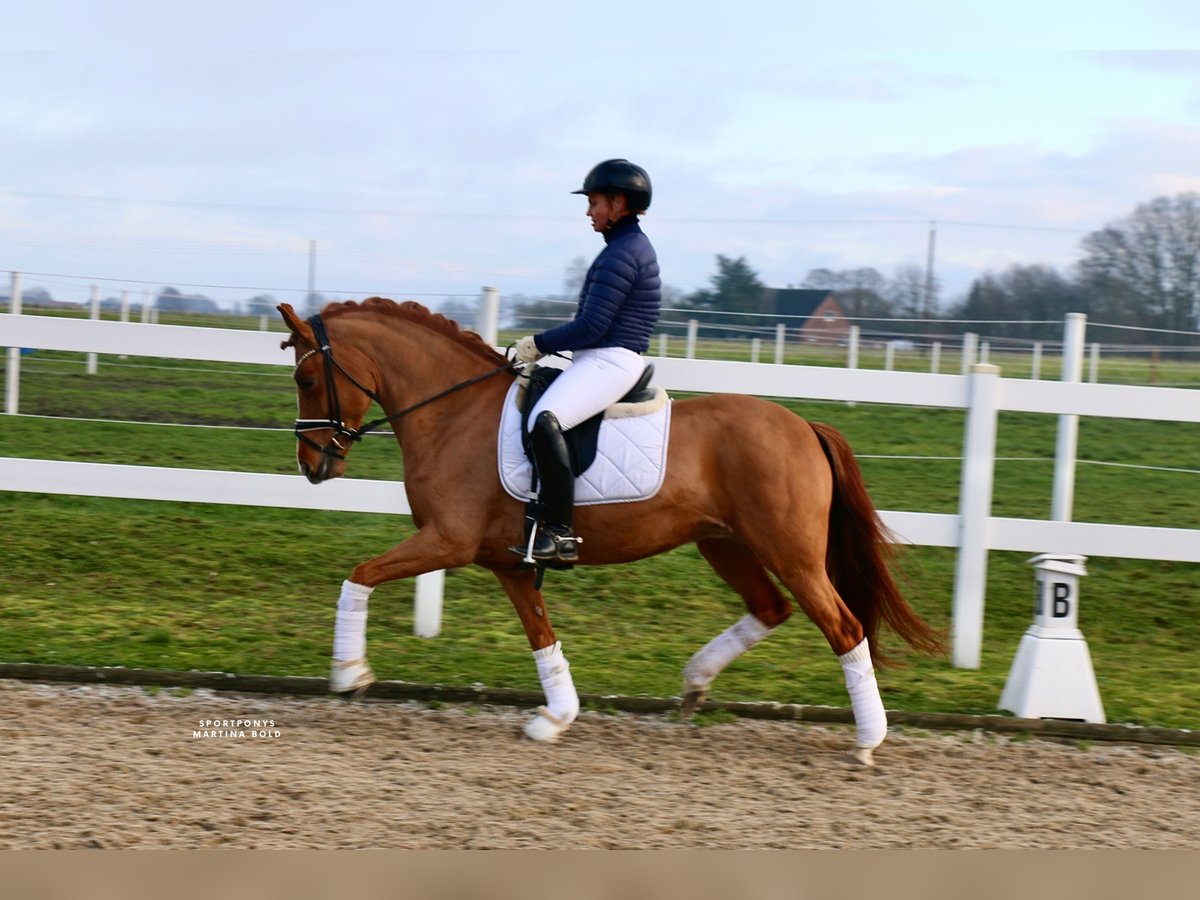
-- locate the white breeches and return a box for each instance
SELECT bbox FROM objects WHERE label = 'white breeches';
[527,346,645,432]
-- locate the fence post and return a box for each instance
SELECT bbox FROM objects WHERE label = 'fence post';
[961,332,977,375]
[87,285,100,375]
[846,325,860,407]
[931,341,941,374]
[5,271,21,415]
[1088,341,1100,384]
[750,337,761,364]
[413,570,446,638]
[118,290,130,360]
[979,341,990,364]
[951,362,1001,669]
[774,324,786,365]
[476,286,500,347]
[1031,342,1042,380]
[686,320,698,359]
[1052,313,1086,521]
[141,290,151,323]
[657,333,668,357]
[884,341,896,371]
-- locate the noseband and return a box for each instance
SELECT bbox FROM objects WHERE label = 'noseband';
[292,313,517,461]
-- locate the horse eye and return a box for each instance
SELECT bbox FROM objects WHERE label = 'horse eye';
[298,376,317,391]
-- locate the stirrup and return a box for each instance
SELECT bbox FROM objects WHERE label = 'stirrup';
[513,524,580,563]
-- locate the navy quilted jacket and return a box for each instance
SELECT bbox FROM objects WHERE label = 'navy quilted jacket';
[534,216,661,355]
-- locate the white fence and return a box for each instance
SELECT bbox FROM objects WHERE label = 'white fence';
[2,309,1198,669]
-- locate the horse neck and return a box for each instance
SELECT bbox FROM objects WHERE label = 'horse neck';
[355,320,510,450]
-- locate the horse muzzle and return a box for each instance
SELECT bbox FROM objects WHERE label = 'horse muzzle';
[298,450,344,484]
[294,422,355,483]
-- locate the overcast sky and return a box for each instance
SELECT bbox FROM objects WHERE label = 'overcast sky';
[3,2,1199,314]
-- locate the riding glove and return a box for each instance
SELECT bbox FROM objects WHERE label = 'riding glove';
[515,335,544,364]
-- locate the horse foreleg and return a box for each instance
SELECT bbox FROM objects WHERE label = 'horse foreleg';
[682,538,791,715]
[494,569,579,743]
[329,527,478,697]
[330,579,376,695]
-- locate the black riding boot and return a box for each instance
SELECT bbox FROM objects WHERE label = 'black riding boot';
[515,411,579,563]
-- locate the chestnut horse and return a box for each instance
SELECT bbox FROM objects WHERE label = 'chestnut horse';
[279,298,942,765]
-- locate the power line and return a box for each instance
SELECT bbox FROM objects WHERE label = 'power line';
[5,270,474,298]
[0,188,1094,233]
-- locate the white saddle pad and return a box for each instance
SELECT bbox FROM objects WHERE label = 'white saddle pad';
[497,381,672,506]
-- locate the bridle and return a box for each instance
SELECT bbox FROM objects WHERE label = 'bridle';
[292,313,518,461]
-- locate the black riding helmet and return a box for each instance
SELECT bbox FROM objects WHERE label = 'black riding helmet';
[572,159,652,212]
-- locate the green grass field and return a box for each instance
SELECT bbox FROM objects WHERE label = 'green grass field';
[2,324,1198,730]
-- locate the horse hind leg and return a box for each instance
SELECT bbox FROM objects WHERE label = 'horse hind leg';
[766,559,886,766]
[681,538,793,716]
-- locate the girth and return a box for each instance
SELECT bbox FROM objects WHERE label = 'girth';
[519,363,655,476]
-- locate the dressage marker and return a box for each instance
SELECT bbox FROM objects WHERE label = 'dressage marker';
[1000,554,1105,723]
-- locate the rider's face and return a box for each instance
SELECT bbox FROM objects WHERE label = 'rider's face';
[586,192,626,232]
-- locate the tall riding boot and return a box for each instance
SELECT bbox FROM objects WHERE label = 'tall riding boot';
[525,411,579,563]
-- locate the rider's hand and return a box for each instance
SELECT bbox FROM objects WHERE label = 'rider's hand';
[514,335,543,365]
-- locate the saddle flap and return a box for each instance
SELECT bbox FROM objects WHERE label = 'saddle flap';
[498,380,672,507]
[516,363,660,476]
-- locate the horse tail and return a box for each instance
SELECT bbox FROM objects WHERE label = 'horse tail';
[809,421,946,665]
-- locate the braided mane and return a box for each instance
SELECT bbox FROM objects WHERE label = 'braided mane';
[320,296,506,365]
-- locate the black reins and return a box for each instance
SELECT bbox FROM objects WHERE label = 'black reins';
[293,313,518,460]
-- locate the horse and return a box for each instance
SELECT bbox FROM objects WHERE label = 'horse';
[278,297,944,765]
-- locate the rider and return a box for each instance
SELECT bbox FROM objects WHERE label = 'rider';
[511,159,662,563]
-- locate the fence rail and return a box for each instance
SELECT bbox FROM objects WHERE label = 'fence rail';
[2,310,1197,669]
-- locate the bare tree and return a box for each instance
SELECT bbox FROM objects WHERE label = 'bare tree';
[564,256,589,299]
[801,267,895,318]
[888,265,930,319]
[1077,193,1200,338]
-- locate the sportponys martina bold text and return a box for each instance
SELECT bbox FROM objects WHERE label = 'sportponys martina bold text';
[192,718,281,739]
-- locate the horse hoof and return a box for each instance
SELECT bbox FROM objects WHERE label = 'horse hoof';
[680,688,707,717]
[522,707,570,743]
[330,659,375,696]
[849,746,876,767]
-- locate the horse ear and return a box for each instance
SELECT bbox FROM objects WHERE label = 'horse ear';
[277,303,313,350]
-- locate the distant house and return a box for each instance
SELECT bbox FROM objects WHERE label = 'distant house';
[765,288,849,345]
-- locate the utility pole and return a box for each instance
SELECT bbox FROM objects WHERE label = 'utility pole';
[923,220,937,317]
[307,239,317,315]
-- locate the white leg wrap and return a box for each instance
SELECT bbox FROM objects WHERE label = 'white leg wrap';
[838,638,887,750]
[330,580,375,693]
[332,580,373,662]
[683,614,775,694]
[523,641,579,743]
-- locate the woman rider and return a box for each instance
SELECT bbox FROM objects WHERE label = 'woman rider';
[511,159,662,563]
